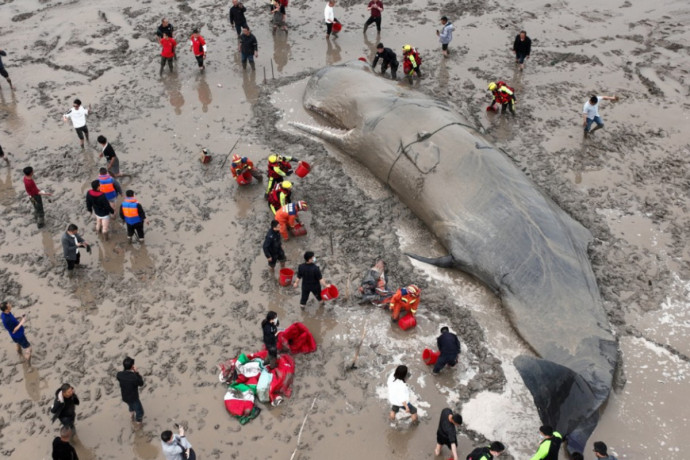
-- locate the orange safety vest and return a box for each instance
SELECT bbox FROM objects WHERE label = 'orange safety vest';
[121,198,142,225]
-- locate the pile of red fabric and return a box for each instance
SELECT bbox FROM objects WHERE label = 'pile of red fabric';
[276,322,317,354]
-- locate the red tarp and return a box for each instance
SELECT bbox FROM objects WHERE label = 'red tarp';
[277,322,317,354]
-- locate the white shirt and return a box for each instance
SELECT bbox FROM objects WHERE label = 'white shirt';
[324,4,334,23]
[161,435,192,460]
[582,96,602,120]
[64,106,89,128]
[387,373,410,406]
[72,234,80,255]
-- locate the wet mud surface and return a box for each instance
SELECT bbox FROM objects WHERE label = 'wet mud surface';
[0,0,689,459]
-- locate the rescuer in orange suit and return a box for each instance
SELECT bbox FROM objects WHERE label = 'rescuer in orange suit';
[274,200,308,241]
[388,285,420,322]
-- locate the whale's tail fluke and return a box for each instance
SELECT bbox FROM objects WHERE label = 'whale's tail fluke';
[405,253,456,268]
[514,355,602,455]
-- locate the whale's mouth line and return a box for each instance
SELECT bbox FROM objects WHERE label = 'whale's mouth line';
[304,103,351,132]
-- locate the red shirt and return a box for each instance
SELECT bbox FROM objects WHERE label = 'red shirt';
[368,0,383,18]
[160,37,177,58]
[23,176,40,196]
[190,35,206,56]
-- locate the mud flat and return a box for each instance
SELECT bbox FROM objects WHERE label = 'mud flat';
[0,0,688,459]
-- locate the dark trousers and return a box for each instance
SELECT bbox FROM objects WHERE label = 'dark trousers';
[30,195,45,226]
[160,56,173,73]
[194,54,204,68]
[364,16,381,31]
[66,253,81,271]
[234,22,247,36]
[126,222,145,239]
[381,61,398,80]
[126,399,145,422]
[59,416,76,430]
[432,354,458,373]
[300,284,322,305]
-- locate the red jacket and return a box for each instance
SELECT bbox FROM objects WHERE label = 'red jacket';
[190,35,206,56]
[23,177,40,197]
[160,37,177,58]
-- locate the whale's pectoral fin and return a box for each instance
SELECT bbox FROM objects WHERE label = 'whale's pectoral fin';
[405,253,456,268]
[514,355,600,454]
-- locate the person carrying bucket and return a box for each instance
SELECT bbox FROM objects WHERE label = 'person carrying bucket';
[231,154,263,184]
[387,284,420,322]
[274,200,307,241]
[265,154,297,196]
[433,326,460,374]
[293,251,330,309]
[262,219,286,271]
[267,180,292,214]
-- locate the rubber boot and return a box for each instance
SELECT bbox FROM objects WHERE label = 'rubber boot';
[250,60,256,71]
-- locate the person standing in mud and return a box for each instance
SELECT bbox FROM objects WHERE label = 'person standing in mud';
[239,27,258,71]
[582,94,618,137]
[85,179,115,239]
[63,99,91,149]
[156,18,175,40]
[387,365,419,425]
[261,311,279,364]
[116,356,145,425]
[98,167,122,204]
[159,32,177,75]
[0,49,14,89]
[293,251,330,308]
[50,383,80,430]
[119,190,148,243]
[512,30,531,71]
[23,166,51,229]
[372,43,398,80]
[1,301,32,365]
[363,0,383,34]
[263,219,286,271]
[97,135,122,177]
[324,1,338,39]
[51,426,78,460]
[62,224,89,273]
[0,144,9,166]
[229,0,248,37]
[436,16,455,57]
[190,28,207,71]
[434,408,463,460]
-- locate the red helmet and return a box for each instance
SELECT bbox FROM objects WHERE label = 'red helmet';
[297,201,308,211]
[406,285,420,296]
[232,154,242,164]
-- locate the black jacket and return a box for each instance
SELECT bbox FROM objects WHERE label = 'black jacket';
[116,370,144,403]
[297,263,322,287]
[513,34,532,55]
[372,47,398,68]
[51,388,80,420]
[239,33,258,54]
[262,320,278,350]
[262,228,283,258]
[437,331,460,357]
[85,190,114,217]
[229,4,248,26]
[156,23,174,39]
[52,437,79,460]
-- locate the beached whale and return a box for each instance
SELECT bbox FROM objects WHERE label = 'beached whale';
[290,61,617,453]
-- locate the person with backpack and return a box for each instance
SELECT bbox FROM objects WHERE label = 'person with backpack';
[434,407,463,460]
[529,425,563,460]
[465,441,506,460]
[402,45,422,83]
[487,81,516,115]
[267,180,292,214]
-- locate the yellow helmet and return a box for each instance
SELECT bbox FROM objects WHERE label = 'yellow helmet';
[282,180,292,190]
[268,154,278,163]
[402,44,412,52]
[488,82,497,91]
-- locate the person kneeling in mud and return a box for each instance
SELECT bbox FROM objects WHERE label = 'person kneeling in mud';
[357,259,391,305]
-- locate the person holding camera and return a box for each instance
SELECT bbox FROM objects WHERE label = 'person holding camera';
[161,424,195,460]
[116,356,145,425]
[0,301,32,364]
[61,224,89,274]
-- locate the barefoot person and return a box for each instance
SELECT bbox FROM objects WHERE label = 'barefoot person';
[434,408,463,460]
[387,365,419,424]
[116,356,145,425]
[1,301,32,365]
[85,180,115,239]
[63,99,91,149]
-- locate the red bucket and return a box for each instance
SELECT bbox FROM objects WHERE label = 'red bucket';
[236,170,253,185]
[321,285,339,301]
[398,314,416,331]
[295,161,311,178]
[422,348,440,365]
[290,223,307,237]
[332,21,342,33]
[279,268,294,286]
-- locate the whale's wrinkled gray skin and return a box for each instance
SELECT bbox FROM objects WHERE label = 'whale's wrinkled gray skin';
[291,61,618,453]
